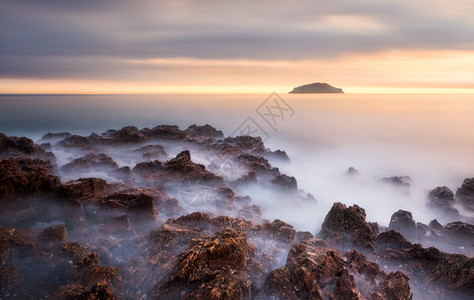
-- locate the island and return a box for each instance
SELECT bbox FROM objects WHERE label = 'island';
[289,82,344,93]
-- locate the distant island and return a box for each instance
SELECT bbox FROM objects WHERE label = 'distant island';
[289,82,344,94]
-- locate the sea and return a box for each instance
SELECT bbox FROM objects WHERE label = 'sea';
[1,93,473,230]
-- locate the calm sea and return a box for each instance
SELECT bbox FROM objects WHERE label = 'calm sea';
[1,93,473,227]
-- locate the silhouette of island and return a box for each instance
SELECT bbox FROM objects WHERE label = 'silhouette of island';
[289,82,344,93]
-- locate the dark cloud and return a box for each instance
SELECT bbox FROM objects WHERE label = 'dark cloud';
[1,0,474,79]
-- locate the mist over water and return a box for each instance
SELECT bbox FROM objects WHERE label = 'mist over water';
[1,93,474,233]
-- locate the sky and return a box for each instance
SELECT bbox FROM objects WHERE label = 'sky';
[1,0,474,94]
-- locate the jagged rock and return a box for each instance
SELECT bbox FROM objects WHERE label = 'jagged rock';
[388,210,417,241]
[151,229,250,299]
[0,265,23,292]
[59,177,108,202]
[103,126,147,145]
[40,224,68,249]
[0,158,60,201]
[444,222,474,251]
[134,144,167,160]
[320,202,376,251]
[0,134,55,161]
[232,170,258,187]
[427,186,459,217]
[456,178,474,211]
[99,190,160,230]
[186,124,224,138]
[140,125,189,140]
[224,136,266,153]
[62,153,119,172]
[59,134,92,149]
[270,174,297,193]
[376,230,413,252]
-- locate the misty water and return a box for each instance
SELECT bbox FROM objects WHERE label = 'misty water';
[1,93,473,233]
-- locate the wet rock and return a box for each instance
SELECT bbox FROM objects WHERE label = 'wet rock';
[235,153,280,178]
[135,144,167,160]
[376,230,413,252]
[0,265,23,292]
[444,222,474,251]
[320,202,376,251]
[379,243,473,299]
[224,136,266,153]
[81,280,115,299]
[270,174,297,193]
[388,210,417,241]
[0,158,60,201]
[455,178,474,211]
[59,177,108,202]
[186,124,224,138]
[62,153,119,172]
[103,126,147,145]
[380,271,413,300]
[427,186,459,218]
[59,134,92,149]
[99,190,160,230]
[40,224,68,249]
[253,219,296,244]
[151,229,250,299]
[0,134,55,161]
[162,150,224,184]
[140,125,189,140]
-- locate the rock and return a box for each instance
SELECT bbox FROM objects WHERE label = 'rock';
[186,124,224,138]
[455,178,474,211]
[40,224,68,248]
[62,153,119,172]
[224,136,266,153]
[0,134,54,161]
[81,280,115,300]
[444,222,474,251]
[99,215,134,237]
[140,125,189,140]
[346,167,359,176]
[382,176,412,187]
[232,170,258,187]
[263,150,290,162]
[103,126,147,145]
[0,158,60,201]
[270,174,297,193]
[39,132,72,142]
[380,271,413,300]
[151,229,250,299]
[0,265,23,292]
[134,144,167,160]
[59,134,92,149]
[59,177,108,201]
[99,190,160,230]
[289,82,344,93]
[320,202,376,251]
[376,230,413,252]
[388,210,417,241]
[427,186,459,217]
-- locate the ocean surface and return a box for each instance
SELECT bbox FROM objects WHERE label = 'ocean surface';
[1,93,474,230]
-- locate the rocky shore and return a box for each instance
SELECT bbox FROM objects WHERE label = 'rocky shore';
[0,125,473,299]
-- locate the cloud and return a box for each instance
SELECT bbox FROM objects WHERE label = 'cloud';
[1,0,474,81]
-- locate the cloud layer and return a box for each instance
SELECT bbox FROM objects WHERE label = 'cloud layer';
[1,0,474,89]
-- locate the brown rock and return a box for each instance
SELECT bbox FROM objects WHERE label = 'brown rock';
[320,202,376,251]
